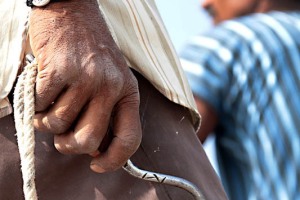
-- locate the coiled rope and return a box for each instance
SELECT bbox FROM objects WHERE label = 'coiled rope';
[13,55,205,200]
[14,56,38,200]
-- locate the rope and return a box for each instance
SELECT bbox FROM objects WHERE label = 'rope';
[13,56,38,200]
[13,55,205,200]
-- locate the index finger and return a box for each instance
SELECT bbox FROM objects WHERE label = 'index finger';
[90,94,142,173]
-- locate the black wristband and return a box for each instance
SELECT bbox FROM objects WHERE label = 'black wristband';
[26,0,56,8]
[26,0,34,7]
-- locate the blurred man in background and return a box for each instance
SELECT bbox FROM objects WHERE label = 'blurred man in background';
[181,0,300,199]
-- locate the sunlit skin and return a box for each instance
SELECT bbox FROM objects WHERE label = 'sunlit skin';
[30,0,142,173]
[201,0,267,24]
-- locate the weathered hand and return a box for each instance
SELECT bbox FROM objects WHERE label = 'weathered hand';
[29,0,142,173]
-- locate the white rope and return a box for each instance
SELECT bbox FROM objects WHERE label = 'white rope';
[13,55,205,200]
[13,59,38,200]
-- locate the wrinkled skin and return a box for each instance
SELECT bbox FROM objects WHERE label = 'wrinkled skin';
[29,0,142,173]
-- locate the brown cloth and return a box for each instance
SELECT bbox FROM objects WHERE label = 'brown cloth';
[0,72,227,200]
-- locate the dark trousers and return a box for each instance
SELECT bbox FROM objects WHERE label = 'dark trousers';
[0,72,227,200]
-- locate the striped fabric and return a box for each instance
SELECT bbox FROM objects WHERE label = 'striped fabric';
[181,11,300,200]
[0,0,200,129]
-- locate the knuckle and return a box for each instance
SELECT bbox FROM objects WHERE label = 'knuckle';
[118,132,142,154]
[74,134,100,154]
[118,93,140,111]
[35,69,61,111]
[101,160,124,172]
[103,69,124,95]
[36,61,56,82]
[46,115,72,134]
[117,82,140,109]
[54,141,70,154]
[125,76,140,102]
[128,73,139,91]
[54,136,71,154]
[54,134,100,155]
[109,162,123,171]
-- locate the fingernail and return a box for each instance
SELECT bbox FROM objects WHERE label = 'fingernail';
[89,151,100,158]
[90,163,105,173]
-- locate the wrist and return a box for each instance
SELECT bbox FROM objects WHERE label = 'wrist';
[30,0,99,12]
[30,0,101,22]
[27,0,51,7]
[29,0,111,46]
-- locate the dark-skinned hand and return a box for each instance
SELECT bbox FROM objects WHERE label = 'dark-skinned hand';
[29,0,142,173]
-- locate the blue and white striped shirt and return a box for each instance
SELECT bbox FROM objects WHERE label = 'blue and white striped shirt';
[181,11,300,200]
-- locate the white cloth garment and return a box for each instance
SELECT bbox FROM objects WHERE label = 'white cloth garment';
[0,0,200,129]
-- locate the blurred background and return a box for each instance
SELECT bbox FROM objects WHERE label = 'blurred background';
[155,0,211,50]
[154,0,219,175]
